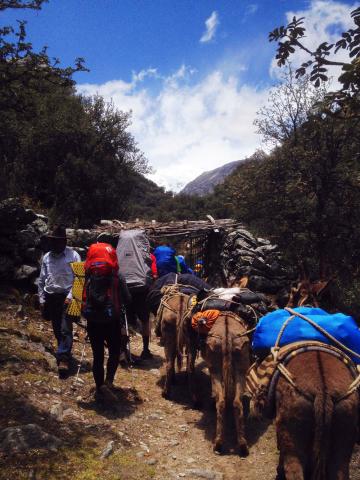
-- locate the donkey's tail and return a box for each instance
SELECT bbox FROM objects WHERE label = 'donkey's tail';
[222,315,233,403]
[311,391,333,480]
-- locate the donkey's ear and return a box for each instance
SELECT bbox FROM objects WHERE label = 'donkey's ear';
[197,288,211,302]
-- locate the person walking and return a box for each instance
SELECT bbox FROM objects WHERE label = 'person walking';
[116,230,155,360]
[38,225,80,374]
[82,242,132,402]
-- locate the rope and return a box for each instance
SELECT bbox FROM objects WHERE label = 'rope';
[284,307,360,361]
[268,308,360,403]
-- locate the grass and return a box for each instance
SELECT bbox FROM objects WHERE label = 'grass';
[0,446,155,480]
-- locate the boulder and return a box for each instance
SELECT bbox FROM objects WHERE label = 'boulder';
[0,424,62,454]
[248,275,282,294]
[235,229,257,246]
[0,236,17,254]
[31,218,48,236]
[0,198,29,228]
[0,255,15,280]
[17,225,39,249]
[14,265,38,281]
[23,248,43,264]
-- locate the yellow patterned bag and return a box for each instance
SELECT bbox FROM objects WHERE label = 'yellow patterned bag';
[67,261,85,318]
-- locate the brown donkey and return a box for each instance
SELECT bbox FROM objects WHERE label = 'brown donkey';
[157,288,190,399]
[203,313,251,455]
[275,350,359,480]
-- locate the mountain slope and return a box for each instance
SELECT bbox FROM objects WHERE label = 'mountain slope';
[181,159,242,196]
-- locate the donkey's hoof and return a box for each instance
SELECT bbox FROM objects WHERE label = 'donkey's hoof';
[162,390,170,400]
[237,443,249,457]
[213,442,224,454]
[192,398,202,410]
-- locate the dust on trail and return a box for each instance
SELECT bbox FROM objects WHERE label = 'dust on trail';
[1,303,360,480]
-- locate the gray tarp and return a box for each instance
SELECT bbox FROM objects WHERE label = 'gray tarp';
[116,230,152,289]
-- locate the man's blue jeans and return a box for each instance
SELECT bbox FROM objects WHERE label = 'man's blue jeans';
[44,293,73,362]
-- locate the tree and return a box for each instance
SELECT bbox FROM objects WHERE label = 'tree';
[269,7,360,112]
[254,66,327,146]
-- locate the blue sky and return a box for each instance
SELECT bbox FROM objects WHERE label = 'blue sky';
[1,0,356,190]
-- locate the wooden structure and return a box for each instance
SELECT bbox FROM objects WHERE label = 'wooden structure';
[95,216,242,284]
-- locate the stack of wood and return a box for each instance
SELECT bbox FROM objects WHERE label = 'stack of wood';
[94,217,242,239]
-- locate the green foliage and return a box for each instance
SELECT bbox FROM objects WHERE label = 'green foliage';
[269,7,360,112]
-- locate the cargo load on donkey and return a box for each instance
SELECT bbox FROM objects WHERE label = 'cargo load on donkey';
[246,306,360,417]
[82,242,132,402]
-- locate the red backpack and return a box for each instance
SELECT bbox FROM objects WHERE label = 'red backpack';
[82,243,121,322]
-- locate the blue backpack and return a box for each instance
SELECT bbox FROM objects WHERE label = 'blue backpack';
[154,246,177,277]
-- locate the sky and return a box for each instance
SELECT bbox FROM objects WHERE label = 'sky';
[1,0,356,191]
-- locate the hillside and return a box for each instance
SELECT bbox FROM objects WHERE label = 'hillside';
[181,160,243,196]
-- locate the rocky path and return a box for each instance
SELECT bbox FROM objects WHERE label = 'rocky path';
[0,300,359,479]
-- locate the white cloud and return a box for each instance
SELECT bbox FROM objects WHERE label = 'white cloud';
[78,68,268,191]
[270,0,356,87]
[78,0,357,192]
[200,11,219,43]
[245,4,258,16]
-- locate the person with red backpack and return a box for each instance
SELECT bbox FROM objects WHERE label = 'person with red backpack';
[82,242,131,401]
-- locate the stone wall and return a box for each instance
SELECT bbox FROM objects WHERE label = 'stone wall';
[0,199,292,299]
[221,226,293,296]
[0,199,48,288]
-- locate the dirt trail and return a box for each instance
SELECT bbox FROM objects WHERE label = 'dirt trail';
[1,302,360,479]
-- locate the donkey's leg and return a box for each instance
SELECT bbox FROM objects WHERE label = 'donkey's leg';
[162,323,177,399]
[276,418,304,480]
[211,372,226,454]
[187,343,201,408]
[233,369,249,456]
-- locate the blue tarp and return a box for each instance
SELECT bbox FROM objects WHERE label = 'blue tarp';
[252,307,360,364]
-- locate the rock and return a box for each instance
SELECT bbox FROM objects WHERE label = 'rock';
[148,413,164,420]
[0,424,62,454]
[233,238,253,250]
[14,265,38,281]
[50,403,64,421]
[248,275,282,294]
[31,218,48,236]
[256,244,279,255]
[15,305,24,318]
[0,255,15,280]
[0,236,17,254]
[44,352,57,371]
[235,229,257,246]
[257,237,271,245]
[0,198,30,228]
[23,247,43,264]
[146,458,157,465]
[100,440,115,459]
[35,213,48,223]
[17,225,39,249]
[186,469,223,480]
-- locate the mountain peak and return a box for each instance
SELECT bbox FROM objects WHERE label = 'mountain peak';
[181,160,243,196]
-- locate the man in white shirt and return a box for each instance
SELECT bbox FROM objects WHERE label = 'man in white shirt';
[38,225,80,374]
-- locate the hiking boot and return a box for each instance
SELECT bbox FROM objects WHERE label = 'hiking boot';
[58,360,69,377]
[140,349,153,360]
[96,384,118,403]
